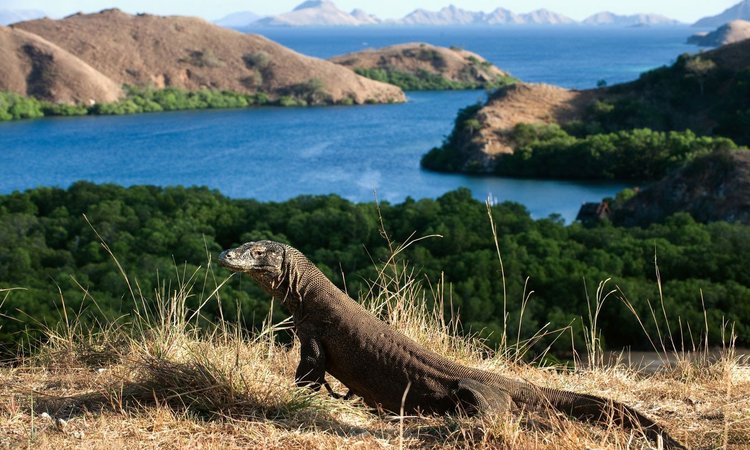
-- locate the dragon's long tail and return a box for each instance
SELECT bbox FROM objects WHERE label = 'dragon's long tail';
[511,383,686,450]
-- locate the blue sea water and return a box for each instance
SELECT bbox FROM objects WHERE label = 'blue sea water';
[0,26,700,221]
[258,26,697,89]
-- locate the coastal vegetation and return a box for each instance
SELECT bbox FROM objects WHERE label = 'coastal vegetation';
[2,183,749,357]
[353,67,515,91]
[423,118,741,179]
[0,83,352,121]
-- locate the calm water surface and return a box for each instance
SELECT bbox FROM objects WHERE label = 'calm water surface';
[0,91,627,221]
[1,27,699,221]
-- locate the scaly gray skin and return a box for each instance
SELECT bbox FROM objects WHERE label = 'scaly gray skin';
[219,240,686,449]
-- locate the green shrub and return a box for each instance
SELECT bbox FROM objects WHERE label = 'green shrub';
[278,95,306,107]
[40,102,89,116]
[421,103,484,171]
[0,92,44,120]
[180,49,225,68]
[243,51,271,70]
[354,68,515,91]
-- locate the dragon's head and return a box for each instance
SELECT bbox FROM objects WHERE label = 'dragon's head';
[219,240,286,290]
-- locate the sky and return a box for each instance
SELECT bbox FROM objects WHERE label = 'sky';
[0,0,740,23]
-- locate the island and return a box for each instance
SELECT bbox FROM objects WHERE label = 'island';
[330,43,515,90]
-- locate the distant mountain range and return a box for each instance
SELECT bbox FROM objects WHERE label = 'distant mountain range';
[217,2,683,28]
[0,9,45,25]
[582,12,681,26]
[255,0,364,26]
[693,0,750,27]
[399,5,576,26]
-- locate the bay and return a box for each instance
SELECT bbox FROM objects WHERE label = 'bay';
[0,91,626,221]
[1,26,699,221]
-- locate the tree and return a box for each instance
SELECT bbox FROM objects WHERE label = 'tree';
[684,56,716,95]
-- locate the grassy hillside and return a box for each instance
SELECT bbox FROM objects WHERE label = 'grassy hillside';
[1,252,747,449]
[584,49,750,146]
[422,40,750,179]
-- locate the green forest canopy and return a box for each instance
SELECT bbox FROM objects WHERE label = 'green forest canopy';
[1,183,748,356]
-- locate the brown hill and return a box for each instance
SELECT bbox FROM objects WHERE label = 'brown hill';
[688,20,750,47]
[12,9,404,104]
[612,151,750,225]
[473,83,595,155]
[430,82,597,171]
[330,43,511,88]
[0,25,122,104]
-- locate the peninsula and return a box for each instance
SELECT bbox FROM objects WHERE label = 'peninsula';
[421,39,750,181]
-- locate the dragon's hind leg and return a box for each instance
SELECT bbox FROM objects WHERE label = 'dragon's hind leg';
[454,378,512,416]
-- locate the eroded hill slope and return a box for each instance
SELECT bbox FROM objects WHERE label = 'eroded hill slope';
[12,9,404,104]
[0,25,122,104]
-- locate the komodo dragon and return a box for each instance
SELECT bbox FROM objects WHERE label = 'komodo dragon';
[219,240,685,449]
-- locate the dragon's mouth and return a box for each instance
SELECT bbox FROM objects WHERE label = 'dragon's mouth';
[218,251,278,273]
[218,250,247,271]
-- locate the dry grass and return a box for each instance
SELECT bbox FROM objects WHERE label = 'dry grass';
[1,237,749,450]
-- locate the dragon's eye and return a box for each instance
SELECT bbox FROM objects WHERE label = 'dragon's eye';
[251,249,265,259]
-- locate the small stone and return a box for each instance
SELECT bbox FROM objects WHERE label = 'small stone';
[40,412,51,420]
[54,417,67,431]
